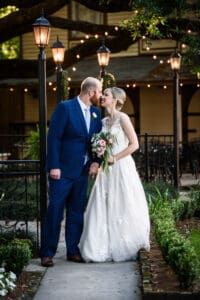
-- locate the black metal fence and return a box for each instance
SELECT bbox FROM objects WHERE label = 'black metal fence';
[0,133,199,246]
[0,160,40,249]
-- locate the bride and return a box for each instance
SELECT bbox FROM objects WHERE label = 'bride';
[79,87,150,262]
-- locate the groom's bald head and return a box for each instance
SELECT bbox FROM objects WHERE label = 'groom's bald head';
[81,77,101,94]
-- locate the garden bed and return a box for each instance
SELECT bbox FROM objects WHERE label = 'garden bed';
[140,217,200,300]
[2,271,44,300]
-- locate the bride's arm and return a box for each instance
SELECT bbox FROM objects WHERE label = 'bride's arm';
[109,113,139,163]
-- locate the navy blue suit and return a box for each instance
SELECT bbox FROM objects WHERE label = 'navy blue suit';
[40,97,102,257]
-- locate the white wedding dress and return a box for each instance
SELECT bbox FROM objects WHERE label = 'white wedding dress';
[79,114,150,262]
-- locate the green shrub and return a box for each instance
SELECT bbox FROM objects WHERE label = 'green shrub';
[0,229,38,257]
[189,184,200,216]
[152,197,199,288]
[144,181,178,201]
[0,239,32,275]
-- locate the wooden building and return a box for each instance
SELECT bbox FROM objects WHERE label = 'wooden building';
[0,1,199,143]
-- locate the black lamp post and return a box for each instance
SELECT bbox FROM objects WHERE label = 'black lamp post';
[97,43,110,116]
[97,43,111,79]
[33,15,51,243]
[51,36,65,102]
[170,51,182,189]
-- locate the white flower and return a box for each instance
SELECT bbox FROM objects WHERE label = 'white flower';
[9,271,16,280]
[0,289,7,296]
[0,269,17,296]
[92,112,97,119]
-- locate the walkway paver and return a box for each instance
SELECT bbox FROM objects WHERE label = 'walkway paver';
[30,242,142,300]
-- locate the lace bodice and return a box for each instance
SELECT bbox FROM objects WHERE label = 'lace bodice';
[102,113,129,154]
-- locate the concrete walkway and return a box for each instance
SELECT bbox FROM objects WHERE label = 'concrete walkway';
[26,174,199,300]
[29,242,142,300]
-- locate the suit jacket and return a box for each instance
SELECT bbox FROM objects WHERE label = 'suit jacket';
[46,97,102,179]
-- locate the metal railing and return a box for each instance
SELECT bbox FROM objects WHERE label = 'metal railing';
[0,160,40,249]
[0,134,199,245]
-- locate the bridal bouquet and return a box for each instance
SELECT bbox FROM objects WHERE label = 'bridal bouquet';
[91,131,117,172]
[86,131,117,209]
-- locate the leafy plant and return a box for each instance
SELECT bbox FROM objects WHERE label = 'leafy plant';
[0,267,16,297]
[151,194,200,288]
[61,70,69,100]
[101,72,116,90]
[0,229,38,258]
[0,239,32,275]
[24,126,48,160]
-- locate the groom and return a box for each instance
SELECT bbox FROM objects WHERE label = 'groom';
[40,77,102,267]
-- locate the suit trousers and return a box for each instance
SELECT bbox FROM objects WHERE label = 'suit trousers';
[40,165,89,257]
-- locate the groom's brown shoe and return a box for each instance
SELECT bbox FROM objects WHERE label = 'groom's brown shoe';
[41,257,54,267]
[67,254,85,263]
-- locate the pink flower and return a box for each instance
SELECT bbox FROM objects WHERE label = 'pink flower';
[98,139,106,147]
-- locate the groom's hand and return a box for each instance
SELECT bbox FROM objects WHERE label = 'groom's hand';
[89,162,99,177]
[50,168,61,180]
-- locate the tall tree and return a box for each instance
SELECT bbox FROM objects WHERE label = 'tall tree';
[0,0,200,79]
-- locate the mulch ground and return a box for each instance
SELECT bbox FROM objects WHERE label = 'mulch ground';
[2,271,44,300]
[141,217,200,294]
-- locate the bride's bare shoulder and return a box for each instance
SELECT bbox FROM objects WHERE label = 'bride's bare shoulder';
[119,112,130,122]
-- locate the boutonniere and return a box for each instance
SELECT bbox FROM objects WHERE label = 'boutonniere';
[92,112,97,119]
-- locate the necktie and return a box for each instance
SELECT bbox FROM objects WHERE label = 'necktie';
[84,107,91,132]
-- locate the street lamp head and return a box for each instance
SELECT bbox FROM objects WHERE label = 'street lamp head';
[51,36,65,65]
[170,52,182,71]
[97,44,111,67]
[33,15,51,48]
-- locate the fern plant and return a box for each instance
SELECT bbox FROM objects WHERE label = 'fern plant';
[24,126,48,160]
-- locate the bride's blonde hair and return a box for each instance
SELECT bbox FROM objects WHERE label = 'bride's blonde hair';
[105,87,126,111]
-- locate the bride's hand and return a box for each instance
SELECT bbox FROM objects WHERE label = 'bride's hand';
[108,156,116,164]
[89,162,99,176]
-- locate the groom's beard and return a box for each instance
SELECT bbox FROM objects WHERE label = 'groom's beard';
[90,94,100,106]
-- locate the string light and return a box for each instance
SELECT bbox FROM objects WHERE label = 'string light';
[159,60,164,64]
[76,54,80,59]
[9,88,14,92]
[147,84,151,88]
[126,84,130,88]
[187,29,192,34]
[48,82,53,86]
[24,88,28,92]
[180,83,183,87]
[72,67,76,71]
[94,34,99,39]
[104,32,108,36]
[163,85,167,89]
[152,55,157,60]
[114,26,118,31]
[132,83,136,88]
[197,83,200,87]
[80,39,84,43]
[85,35,89,39]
